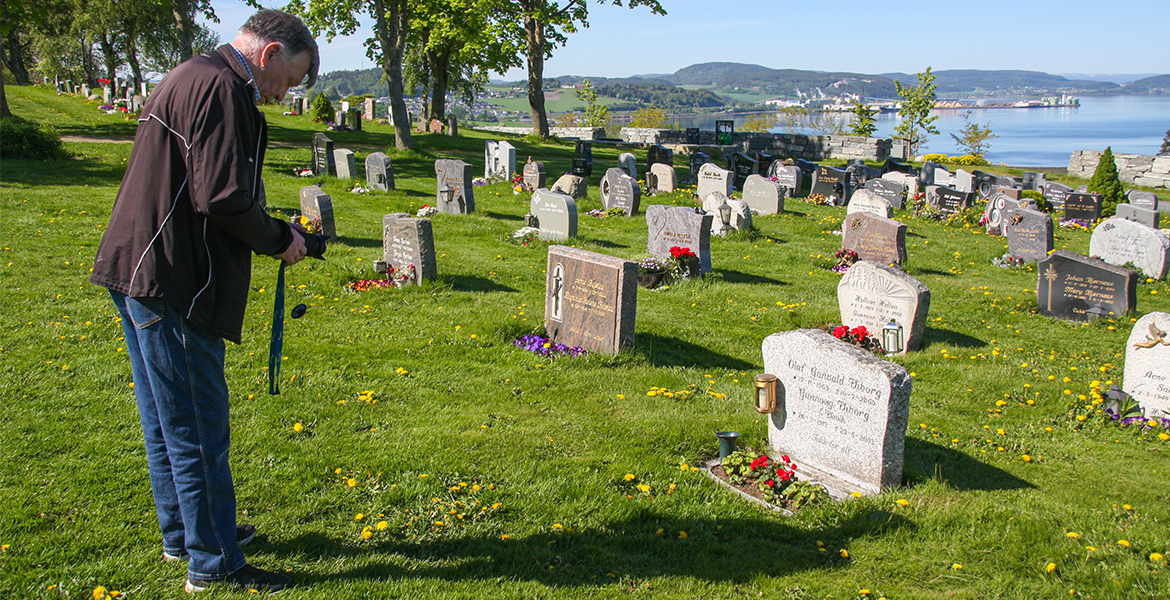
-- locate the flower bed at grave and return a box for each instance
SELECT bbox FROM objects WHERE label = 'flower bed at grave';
[1059,218,1093,231]
[416,205,439,217]
[346,264,415,291]
[991,253,1028,269]
[505,227,540,246]
[712,450,828,510]
[819,324,883,354]
[297,215,322,234]
[1070,380,1170,440]
[588,207,627,218]
[830,249,858,274]
[512,334,586,357]
[803,193,832,206]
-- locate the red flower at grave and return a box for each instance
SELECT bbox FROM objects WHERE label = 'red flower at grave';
[763,479,776,488]
[832,326,848,339]
[850,326,868,340]
[670,246,696,259]
[777,469,792,482]
[749,455,770,471]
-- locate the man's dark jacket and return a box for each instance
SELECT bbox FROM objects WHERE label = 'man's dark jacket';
[91,45,293,343]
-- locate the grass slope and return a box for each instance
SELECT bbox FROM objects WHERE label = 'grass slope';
[3,85,1170,600]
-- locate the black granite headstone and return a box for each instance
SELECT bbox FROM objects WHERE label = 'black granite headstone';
[811,165,851,204]
[755,152,776,179]
[646,145,674,173]
[1043,181,1073,209]
[728,152,758,191]
[926,185,974,214]
[863,178,907,210]
[1037,250,1137,322]
[685,128,700,144]
[311,133,335,176]
[1064,193,1102,222]
[690,152,710,181]
[881,159,916,176]
[572,141,593,177]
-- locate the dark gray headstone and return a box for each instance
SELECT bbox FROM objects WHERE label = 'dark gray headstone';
[863,178,907,210]
[348,108,361,131]
[728,152,758,191]
[919,161,940,186]
[646,145,674,173]
[755,152,776,179]
[1044,181,1073,209]
[1004,207,1054,263]
[299,185,336,239]
[1064,193,1102,222]
[1021,171,1045,192]
[447,114,458,136]
[846,163,869,191]
[434,159,475,214]
[572,141,593,177]
[690,152,710,181]
[1116,203,1161,230]
[685,128,700,144]
[837,260,930,353]
[742,174,785,215]
[381,215,438,284]
[311,133,334,176]
[333,148,356,180]
[982,193,1024,236]
[1037,250,1137,322]
[600,167,641,216]
[925,185,974,214]
[365,152,395,191]
[1089,217,1170,279]
[769,164,803,197]
[1127,190,1160,211]
[646,205,713,274]
[545,246,637,355]
[811,165,851,205]
[530,188,578,241]
[523,158,547,190]
[762,329,911,496]
[881,159,915,176]
[842,212,907,265]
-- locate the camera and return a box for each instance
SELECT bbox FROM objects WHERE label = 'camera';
[302,233,329,259]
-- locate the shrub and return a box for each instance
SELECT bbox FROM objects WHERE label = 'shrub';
[310,93,334,123]
[0,116,68,160]
[1020,189,1050,212]
[1088,146,1123,218]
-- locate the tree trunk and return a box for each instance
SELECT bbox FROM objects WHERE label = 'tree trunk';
[3,30,30,85]
[123,21,143,89]
[523,13,548,138]
[172,0,193,63]
[99,31,119,88]
[81,45,99,87]
[0,70,11,118]
[428,44,452,122]
[374,0,412,150]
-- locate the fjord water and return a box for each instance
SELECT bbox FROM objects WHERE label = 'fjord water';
[672,95,1169,167]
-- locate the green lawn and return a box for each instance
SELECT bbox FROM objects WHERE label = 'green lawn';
[3,85,1170,599]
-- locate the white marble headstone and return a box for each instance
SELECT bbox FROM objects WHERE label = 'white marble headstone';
[1124,312,1170,417]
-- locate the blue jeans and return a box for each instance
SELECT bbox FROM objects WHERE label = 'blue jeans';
[110,290,245,579]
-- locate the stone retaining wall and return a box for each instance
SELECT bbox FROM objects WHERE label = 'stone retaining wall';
[619,128,892,161]
[1067,150,1170,189]
[472,126,606,140]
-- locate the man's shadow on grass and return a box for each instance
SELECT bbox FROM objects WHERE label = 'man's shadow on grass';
[921,328,986,349]
[902,437,1034,492]
[636,333,756,371]
[446,274,518,293]
[266,508,914,587]
[716,269,786,286]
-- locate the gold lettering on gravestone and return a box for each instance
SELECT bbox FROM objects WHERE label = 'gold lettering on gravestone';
[1061,274,1118,305]
[563,277,614,318]
[1044,264,1058,312]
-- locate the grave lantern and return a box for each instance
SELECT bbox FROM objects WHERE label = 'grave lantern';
[882,320,904,355]
[716,201,732,236]
[753,374,778,414]
[1086,306,1109,321]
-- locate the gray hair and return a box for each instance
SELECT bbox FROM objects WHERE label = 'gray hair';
[236,9,319,88]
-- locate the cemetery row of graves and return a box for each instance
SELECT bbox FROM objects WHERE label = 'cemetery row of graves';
[3,88,1170,598]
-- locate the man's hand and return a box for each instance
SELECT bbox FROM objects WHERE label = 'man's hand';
[276,226,307,264]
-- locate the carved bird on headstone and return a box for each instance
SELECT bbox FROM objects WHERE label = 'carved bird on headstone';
[1133,322,1168,349]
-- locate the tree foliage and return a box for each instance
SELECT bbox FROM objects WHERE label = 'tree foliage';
[1088,146,1123,218]
[593,82,722,110]
[949,110,997,158]
[849,99,876,137]
[627,106,667,129]
[739,113,777,133]
[1160,129,1170,156]
[575,78,609,127]
[309,92,333,123]
[894,66,939,158]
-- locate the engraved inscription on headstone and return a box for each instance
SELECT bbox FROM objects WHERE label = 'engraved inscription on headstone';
[846,189,894,219]
[381,214,438,284]
[1088,217,1170,280]
[1044,181,1073,209]
[1004,206,1054,263]
[812,165,851,204]
[1064,193,1102,222]
[925,185,973,214]
[842,213,907,265]
[601,168,641,216]
[864,178,907,210]
[770,164,803,197]
[530,188,578,241]
[696,163,734,200]
[545,246,637,355]
[1036,250,1137,322]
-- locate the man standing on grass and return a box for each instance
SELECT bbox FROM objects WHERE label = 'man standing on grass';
[89,9,318,594]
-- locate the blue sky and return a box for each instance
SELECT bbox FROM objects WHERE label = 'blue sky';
[205,0,1170,80]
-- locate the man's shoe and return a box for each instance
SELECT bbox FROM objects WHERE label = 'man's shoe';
[163,524,258,562]
[185,564,291,594]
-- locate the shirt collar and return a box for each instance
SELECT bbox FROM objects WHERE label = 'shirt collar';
[228,44,262,103]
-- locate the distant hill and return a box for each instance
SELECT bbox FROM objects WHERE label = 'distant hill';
[315,68,387,98]
[664,62,898,98]
[593,82,724,110]
[1059,73,1160,84]
[1122,74,1170,93]
[880,70,1119,95]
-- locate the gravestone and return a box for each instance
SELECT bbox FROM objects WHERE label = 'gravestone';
[811,165,851,205]
[333,149,357,180]
[551,173,587,200]
[1123,312,1170,418]
[983,193,1024,236]
[925,185,974,214]
[348,108,362,132]
[690,152,711,181]
[379,214,438,285]
[702,193,752,234]
[646,205,713,274]
[755,152,776,178]
[292,97,304,115]
[685,128,700,144]
[434,159,475,214]
[523,157,547,190]
[881,172,917,208]
[918,161,940,186]
[572,141,593,177]
[837,261,930,354]
[715,119,734,145]
[1004,206,1055,262]
[696,163,734,200]
[646,145,673,173]
[365,152,395,191]
[600,168,641,216]
[846,189,894,219]
[1044,182,1073,209]
[1036,250,1137,322]
[341,101,350,113]
[648,163,678,193]
[864,178,907,210]
[311,133,335,176]
[1127,190,1160,211]
[530,188,578,241]
[299,185,336,239]
[842,212,907,266]
[544,246,638,355]
[1064,193,1103,222]
[881,158,916,176]
[953,169,975,194]
[1075,185,1089,193]
[845,163,869,191]
[428,119,444,134]
[132,95,145,112]
[769,164,803,197]
[447,114,458,136]
[618,152,638,180]
[994,186,1020,200]
[485,141,517,180]
[742,174,785,215]
[762,329,911,496]
[1021,171,1046,191]
[1088,217,1170,279]
[363,98,376,121]
[728,152,758,191]
[335,110,346,127]
[1116,204,1161,230]
[971,170,997,198]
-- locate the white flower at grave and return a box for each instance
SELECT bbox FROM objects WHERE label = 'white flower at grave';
[512,227,539,239]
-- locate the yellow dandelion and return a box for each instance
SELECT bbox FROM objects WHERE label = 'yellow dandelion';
[1067,532,1079,538]
[334,468,342,474]
[839,549,849,558]
[355,513,364,520]
[1151,552,1164,562]
[1118,540,1131,548]
[360,527,373,539]
[678,531,688,539]
[1123,504,1133,510]
[624,473,636,481]
[376,521,388,530]
[851,491,862,498]
[93,587,108,600]
[895,499,909,506]
[435,521,444,526]
[859,590,871,596]
[1046,562,1057,573]
[1160,432,1170,441]
[636,483,651,493]
[293,422,303,433]
[346,478,357,488]
[952,563,963,570]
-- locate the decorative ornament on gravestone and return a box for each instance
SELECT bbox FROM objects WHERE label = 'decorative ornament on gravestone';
[762,329,911,497]
[1036,250,1137,322]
